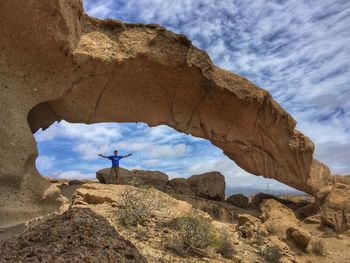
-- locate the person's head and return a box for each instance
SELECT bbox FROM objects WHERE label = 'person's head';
[114,150,118,155]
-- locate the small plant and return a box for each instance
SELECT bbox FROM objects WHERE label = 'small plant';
[212,232,235,259]
[172,211,213,249]
[139,184,154,189]
[260,245,283,263]
[309,239,326,256]
[116,187,161,227]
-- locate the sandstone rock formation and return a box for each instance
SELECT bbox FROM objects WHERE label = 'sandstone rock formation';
[320,183,350,232]
[260,199,302,239]
[131,170,169,190]
[236,214,264,240]
[226,194,249,209]
[0,0,332,226]
[186,172,226,201]
[96,167,168,190]
[167,178,193,195]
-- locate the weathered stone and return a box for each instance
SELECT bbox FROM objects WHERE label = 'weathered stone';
[260,199,301,239]
[0,0,332,226]
[303,214,321,225]
[167,178,193,195]
[187,172,226,201]
[131,170,169,190]
[96,167,137,185]
[237,214,263,240]
[226,194,249,209]
[286,227,311,251]
[321,183,350,233]
[251,192,297,209]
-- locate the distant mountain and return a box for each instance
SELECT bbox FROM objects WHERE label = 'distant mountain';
[225,186,304,197]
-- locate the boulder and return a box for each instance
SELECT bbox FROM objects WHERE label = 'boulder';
[251,192,297,209]
[260,199,301,239]
[286,227,311,251]
[131,170,169,190]
[167,178,193,195]
[186,172,226,201]
[96,167,137,185]
[321,183,350,232]
[226,194,249,208]
[237,214,264,240]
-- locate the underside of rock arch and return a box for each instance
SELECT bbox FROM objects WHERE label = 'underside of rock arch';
[0,0,332,226]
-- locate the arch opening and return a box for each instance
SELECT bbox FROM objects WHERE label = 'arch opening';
[34,120,303,196]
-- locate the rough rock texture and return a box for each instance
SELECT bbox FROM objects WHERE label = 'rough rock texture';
[260,199,303,239]
[0,0,332,226]
[236,214,264,240]
[131,169,169,190]
[167,178,193,195]
[226,194,249,208]
[0,207,146,262]
[96,167,168,190]
[286,227,311,251]
[321,183,350,232]
[251,192,302,210]
[186,172,226,201]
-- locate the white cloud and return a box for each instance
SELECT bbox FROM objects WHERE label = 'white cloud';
[36,155,55,173]
[55,170,95,180]
[143,159,160,166]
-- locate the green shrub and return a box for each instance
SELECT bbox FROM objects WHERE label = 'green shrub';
[172,212,213,249]
[260,245,283,263]
[116,188,159,227]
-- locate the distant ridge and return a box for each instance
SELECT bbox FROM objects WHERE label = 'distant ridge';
[225,186,304,197]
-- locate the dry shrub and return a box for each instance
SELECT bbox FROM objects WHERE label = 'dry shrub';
[116,187,163,227]
[259,245,283,263]
[172,211,213,249]
[167,211,235,258]
[212,231,236,259]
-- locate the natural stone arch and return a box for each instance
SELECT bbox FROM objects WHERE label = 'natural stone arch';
[0,0,331,226]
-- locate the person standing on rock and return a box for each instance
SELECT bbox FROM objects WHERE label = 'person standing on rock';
[98,150,132,184]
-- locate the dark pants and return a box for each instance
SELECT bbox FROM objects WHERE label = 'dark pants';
[109,166,119,184]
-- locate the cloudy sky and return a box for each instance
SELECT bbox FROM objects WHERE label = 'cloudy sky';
[35,0,350,192]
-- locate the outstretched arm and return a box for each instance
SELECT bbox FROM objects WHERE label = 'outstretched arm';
[98,154,109,159]
[122,153,132,158]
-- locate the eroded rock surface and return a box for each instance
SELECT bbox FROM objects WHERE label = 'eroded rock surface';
[0,207,146,263]
[0,0,332,226]
[186,172,226,201]
[321,183,350,232]
[226,194,249,209]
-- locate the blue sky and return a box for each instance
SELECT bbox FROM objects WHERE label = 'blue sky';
[35,0,350,191]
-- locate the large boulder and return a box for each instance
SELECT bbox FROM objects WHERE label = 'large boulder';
[260,199,302,239]
[186,172,226,201]
[131,170,169,190]
[167,178,193,195]
[226,194,249,208]
[321,183,350,233]
[96,167,168,190]
[251,192,299,210]
[96,167,138,185]
[286,227,311,251]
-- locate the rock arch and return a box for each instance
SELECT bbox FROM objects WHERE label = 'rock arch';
[0,0,331,226]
